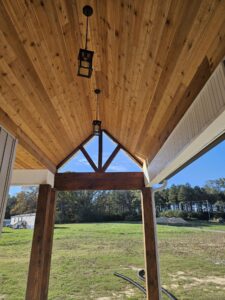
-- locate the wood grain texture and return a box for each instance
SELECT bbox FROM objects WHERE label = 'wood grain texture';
[54,172,145,190]
[26,185,56,300]
[40,188,56,300]
[0,108,56,172]
[0,0,224,169]
[141,187,160,300]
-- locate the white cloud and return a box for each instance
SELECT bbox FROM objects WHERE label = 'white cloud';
[76,158,90,166]
[107,164,128,172]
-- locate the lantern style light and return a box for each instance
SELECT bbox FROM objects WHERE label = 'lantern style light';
[92,120,101,136]
[92,89,101,136]
[77,5,94,78]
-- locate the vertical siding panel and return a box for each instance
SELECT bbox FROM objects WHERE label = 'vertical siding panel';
[0,129,8,169]
[0,126,17,234]
[0,135,12,214]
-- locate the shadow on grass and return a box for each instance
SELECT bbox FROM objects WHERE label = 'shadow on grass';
[157,223,197,227]
[158,220,225,228]
[54,226,70,230]
[188,221,211,227]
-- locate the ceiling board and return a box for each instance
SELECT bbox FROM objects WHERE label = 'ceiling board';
[0,0,224,170]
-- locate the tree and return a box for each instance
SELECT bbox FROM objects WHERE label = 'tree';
[155,189,169,212]
[168,185,179,209]
[178,185,187,210]
[10,187,38,216]
[5,196,17,218]
[193,186,205,211]
[205,178,225,193]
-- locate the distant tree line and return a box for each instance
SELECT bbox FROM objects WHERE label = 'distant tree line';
[55,190,141,223]
[5,188,142,222]
[155,178,225,220]
[5,178,225,222]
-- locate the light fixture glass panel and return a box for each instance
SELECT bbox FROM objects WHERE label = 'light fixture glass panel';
[81,61,90,68]
[79,67,90,77]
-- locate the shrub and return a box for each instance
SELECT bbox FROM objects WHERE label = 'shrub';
[124,214,142,222]
[160,210,188,219]
[159,210,225,221]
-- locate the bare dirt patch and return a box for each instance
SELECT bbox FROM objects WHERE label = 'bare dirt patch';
[128,265,140,271]
[170,272,225,289]
[124,288,135,296]
[183,276,225,288]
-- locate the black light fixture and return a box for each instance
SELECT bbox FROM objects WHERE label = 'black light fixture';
[92,89,101,136]
[77,5,94,78]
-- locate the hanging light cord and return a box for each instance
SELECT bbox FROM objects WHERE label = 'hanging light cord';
[85,16,88,49]
[96,93,99,120]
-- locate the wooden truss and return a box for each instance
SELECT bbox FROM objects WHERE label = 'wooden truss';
[57,129,143,171]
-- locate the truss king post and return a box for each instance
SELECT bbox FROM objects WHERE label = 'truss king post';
[98,131,103,170]
[26,184,56,300]
[141,187,160,300]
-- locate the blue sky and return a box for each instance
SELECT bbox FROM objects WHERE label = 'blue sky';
[9,135,225,195]
[168,140,225,187]
[58,132,142,173]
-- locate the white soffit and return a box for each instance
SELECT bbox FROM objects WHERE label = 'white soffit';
[147,59,225,185]
[11,169,55,187]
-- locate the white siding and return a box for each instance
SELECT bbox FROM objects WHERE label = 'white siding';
[0,126,17,233]
[11,213,36,229]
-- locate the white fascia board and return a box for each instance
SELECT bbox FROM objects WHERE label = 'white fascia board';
[143,161,151,187]
[11,169,55,187]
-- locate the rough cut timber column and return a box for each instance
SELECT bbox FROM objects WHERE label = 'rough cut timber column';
[0,126,17,234]
[26,184,56,300]
[141,187,160,300]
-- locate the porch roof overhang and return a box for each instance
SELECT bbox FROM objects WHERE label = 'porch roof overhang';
[0,1,225,183]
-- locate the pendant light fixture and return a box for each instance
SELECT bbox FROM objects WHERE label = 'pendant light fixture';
[77,5,94,78]
[92,89,101,136]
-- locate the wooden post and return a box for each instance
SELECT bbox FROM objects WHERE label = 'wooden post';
[141,187,160,300]
[26,184,56,300]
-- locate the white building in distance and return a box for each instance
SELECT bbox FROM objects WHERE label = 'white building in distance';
[11,213,36,229]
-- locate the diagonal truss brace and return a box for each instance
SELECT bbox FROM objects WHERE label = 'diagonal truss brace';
[56,130,143,173]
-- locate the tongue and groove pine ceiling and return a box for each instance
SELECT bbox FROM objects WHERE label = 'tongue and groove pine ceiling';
[0,0,225,172]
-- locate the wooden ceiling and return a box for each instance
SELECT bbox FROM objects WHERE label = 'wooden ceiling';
[0,0,225,172]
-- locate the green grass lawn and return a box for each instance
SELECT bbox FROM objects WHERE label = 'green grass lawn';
[0,222,225,300]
